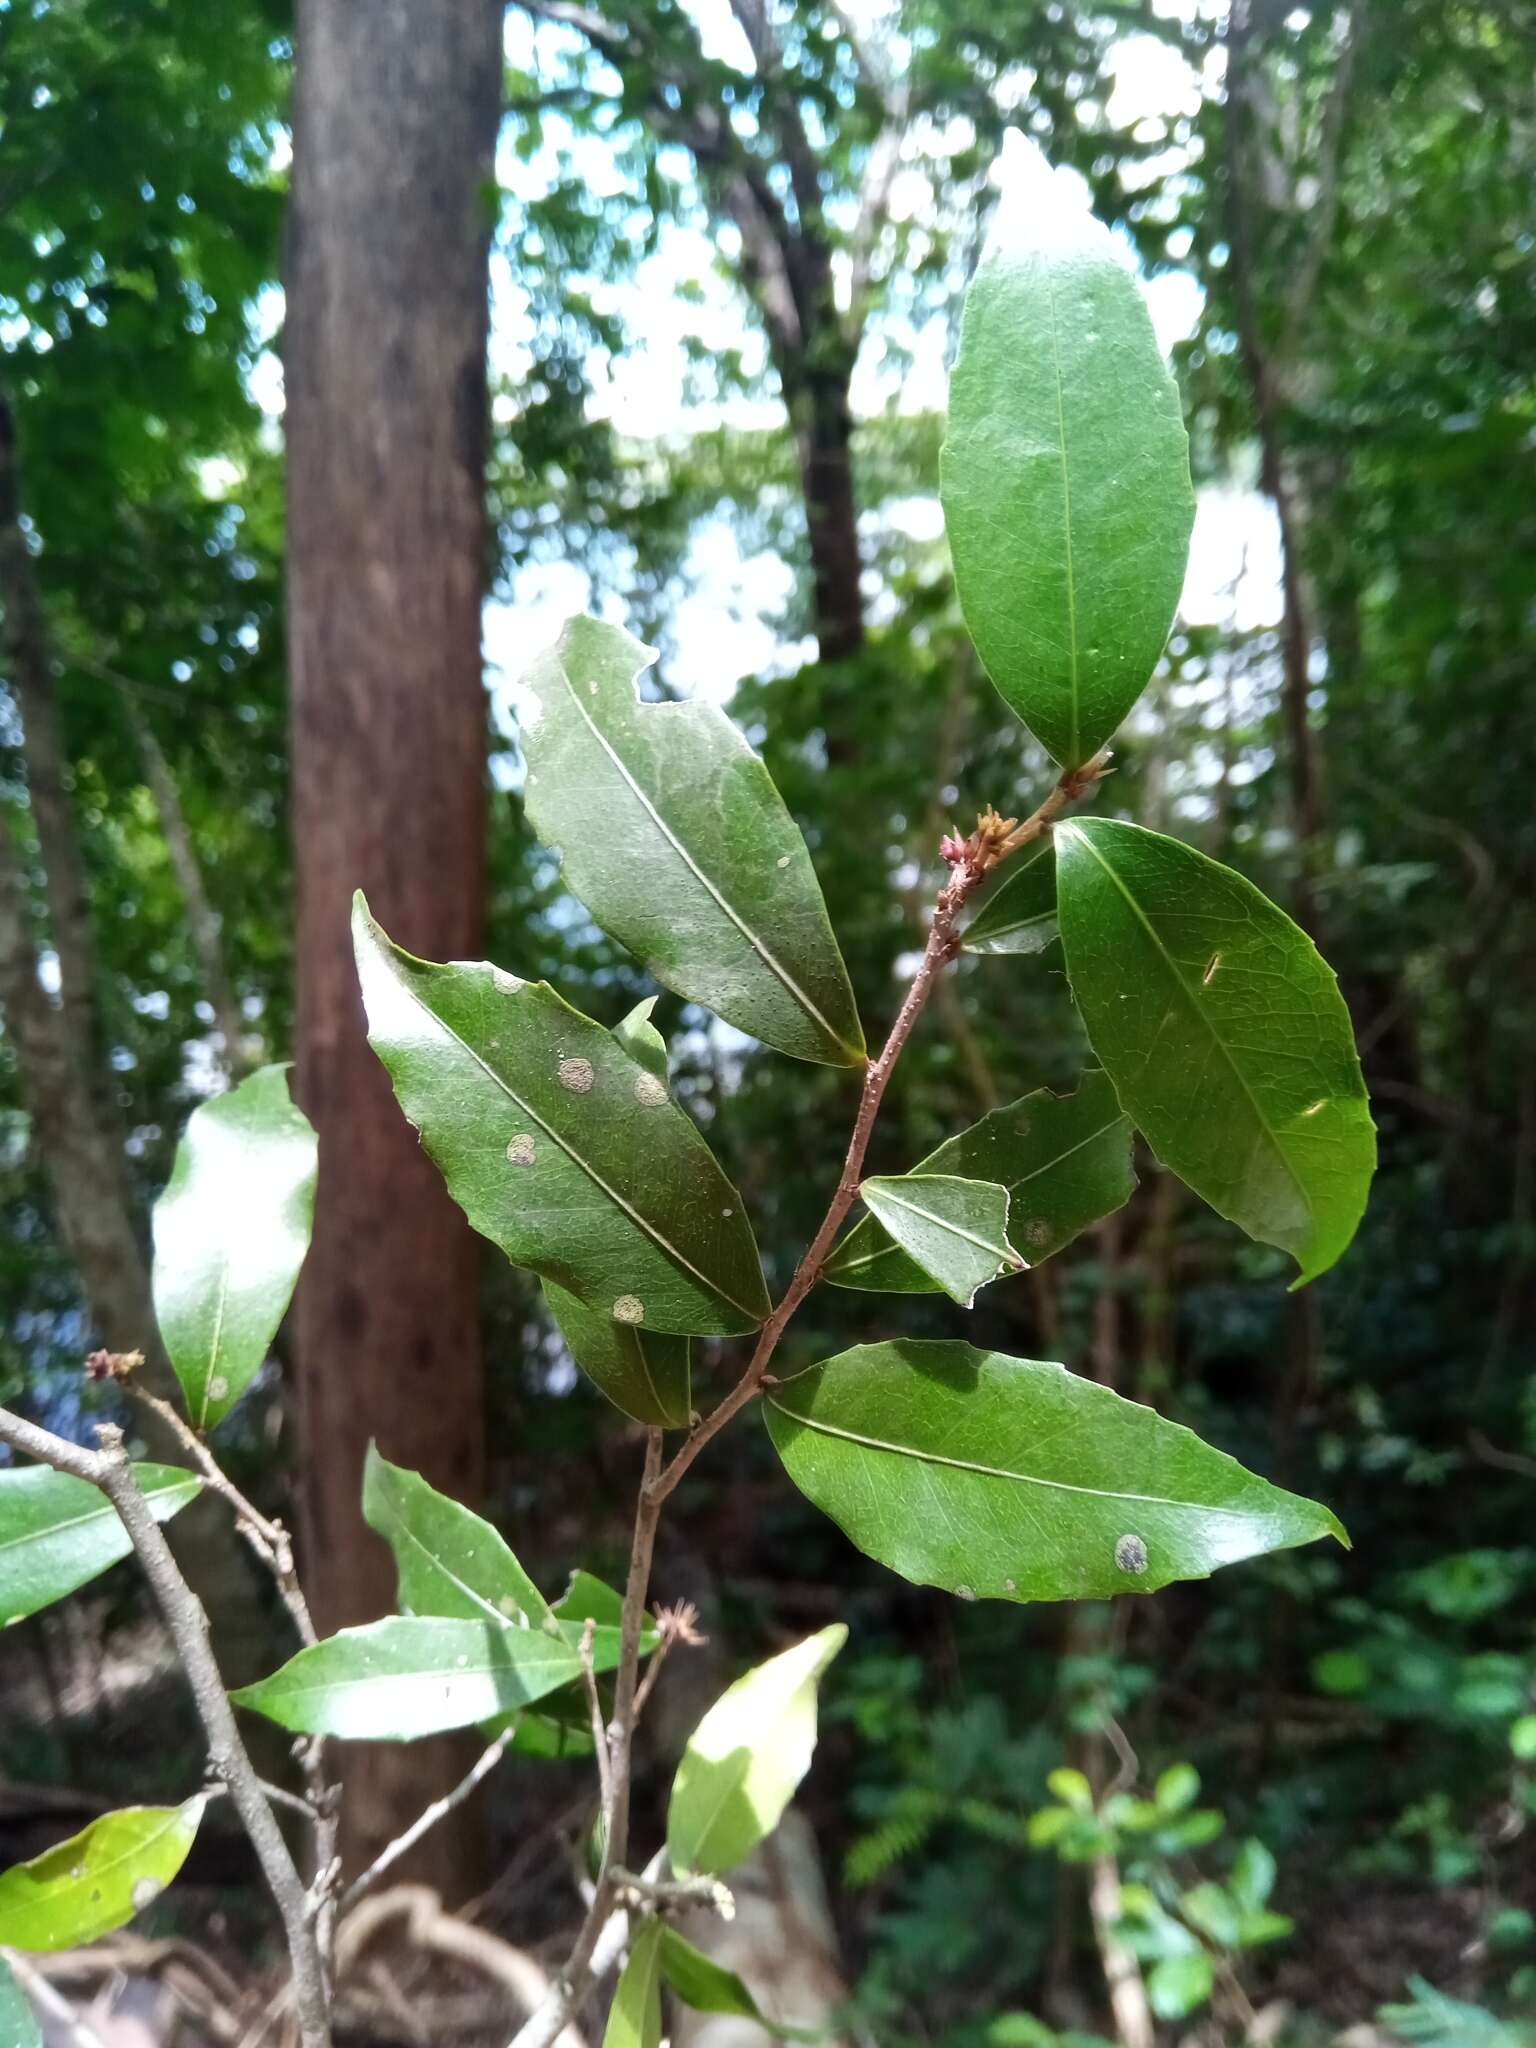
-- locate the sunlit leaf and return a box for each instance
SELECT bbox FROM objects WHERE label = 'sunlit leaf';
[481,1570,661,1759]
[963,844,1058,956]
[667,1626,846,1878]
[1055,818,1375,1284]
[828,1073,1133,1294]
[858,1175,1023,1307]
[151,1064,317,1430]
[1148,1952,1214,2021]
[520,615,865,1066]
[765,1341,1345,1602]
[941,138,1194,768]
[354,897,770,1336]
[362,1446,552,1627]
[0,1464,200,1625]
[603,1918,664,2048]
[0,1955,41,2046]
[231,1616,610,1739]
[0,1802,204,1952]
[544,1282,691,1428]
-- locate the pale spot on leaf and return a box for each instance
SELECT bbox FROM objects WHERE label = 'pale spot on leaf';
[1114,1533,1148,1575]
[507,1133,536,1166]
[558,1057,595,1094]
[131,1876,162,1911]
[633,1072,668,1107]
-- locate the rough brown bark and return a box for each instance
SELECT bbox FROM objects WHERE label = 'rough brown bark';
[285,0,502,1884]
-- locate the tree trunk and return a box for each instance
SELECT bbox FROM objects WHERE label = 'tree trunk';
[790,354,865,666]
[285,0,502,1884]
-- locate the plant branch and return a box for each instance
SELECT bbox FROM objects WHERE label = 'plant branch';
[338,1728,519,1918]
[0,1407,332,2048]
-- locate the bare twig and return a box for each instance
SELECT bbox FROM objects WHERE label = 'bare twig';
[578,1618,613,1812]
[339,1729,518,1918]
[0,1947,110,2048]
[0,1407,332,2048]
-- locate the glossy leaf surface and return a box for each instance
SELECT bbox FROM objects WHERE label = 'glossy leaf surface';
[544,1281,692,1428]
[829,1074,1133,1294]
[0,1802,203,1951]
[603,1918,664,2048]
[1055,818,1375,1283]
[151,1065,317,1429]
[0,1955,41,2046]
[362,1447,552,1628]
[520,616,864,1066]
[963,844,1058,956]
[667,1626,846,1878]
[941,141,1194,768]
[231,1616,607,1739]
[765,1342,1345,1602]
[0,1464,200,1625]
[859,1175,1023,1307]
[354,898,770,1336]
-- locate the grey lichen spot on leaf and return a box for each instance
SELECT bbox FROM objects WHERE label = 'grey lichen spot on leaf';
[633,1072,669,1107]
[208,1374,229,1402]
[955,1583,977,1602]
[491,966,520,994]
[131,1877,162,1911]
[506,1133,537,1166]
[1115,1532,1149,1575]
[613,1295,644,1324]
[557,1057,595,1094]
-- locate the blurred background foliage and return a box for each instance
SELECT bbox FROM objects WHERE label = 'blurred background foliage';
[1,0,1533,2040]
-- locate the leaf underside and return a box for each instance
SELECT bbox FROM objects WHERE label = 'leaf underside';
[544,1280,692,1427]
[963,843,1059,956]
[765,1341,1345,1603]
[859,1173,1023,1307]
[1055,818,1375,1283]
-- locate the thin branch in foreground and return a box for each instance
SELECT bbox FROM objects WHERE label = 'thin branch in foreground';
[338,1728,518,1918]
[0,1406,332,2048]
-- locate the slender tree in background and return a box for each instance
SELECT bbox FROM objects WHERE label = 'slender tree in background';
[285,0,504,1874]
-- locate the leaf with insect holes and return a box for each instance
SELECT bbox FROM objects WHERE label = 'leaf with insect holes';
[544,1281,691,1428]
[0,1955,41,2047]
[151,1065,316,1430]
[765,1341,1346,1602]
[362,1447,553,1628]
[828,1072,1133,1295]
[963,843,1059,956]
[604,1918,665,2048]
[354,898,770,1337]
[231,1616,618,1740]
[0,1802,204,1951]
[0,1464,201,1625]
[519,616,865,1067]
[1055,818,1375,1284]
[857,1174,1024,1307]
[941,138,1194,768]
[668,1626,846,1877]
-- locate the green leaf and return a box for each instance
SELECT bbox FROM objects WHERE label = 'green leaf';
[151,1065,317,1429]
[1155,1763,1200,1815]
[659,1926,820,2039]
[520,616,865,1067]
[964,845,1059,956]
[481,1570,661,1759]
[0,1955,41,2047]
[613,996,668,1080]
[0,1801,204,1952]
[668,1625,846,1877]
[827,1073,1134,1294]
[940,140,1194,769]
[0,1464,201,1625]
[1046,1768,1094,1813]
[764,1340,1346,1602]
[361,1446,553,1628]
[1179,1881,1240,1948]
[1148,1952,1214,2021]
[604,1918,665,2048]
[1055,818,1375,1283]
[544,1282,692,1428]
[1229,1838,1277,1913]
[354,897,770,1336]
[858,1174,1024,1307]
[1511,1715,1536,1761]
[231,1616,603,1739]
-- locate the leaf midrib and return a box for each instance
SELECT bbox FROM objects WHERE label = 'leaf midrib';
[557,658,857,1061]
[1063,825,1310,1236]
[765,1389,1274,1522]
[388,953,762,1324]
[865,1182,1015,1263]
[1044,263,1083,765]
[0,1476,195,1566]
